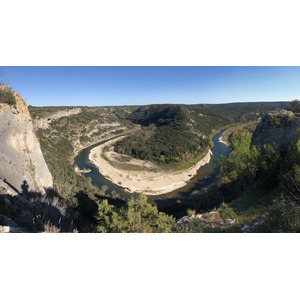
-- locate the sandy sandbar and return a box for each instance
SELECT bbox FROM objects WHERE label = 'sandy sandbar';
[219,135,228,146]
[89,136,212,195]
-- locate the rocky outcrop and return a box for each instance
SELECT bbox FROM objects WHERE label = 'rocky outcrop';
[252,110,300,152]
[0,85,53,193]
[176,211,236,231]
[33,107,81,131]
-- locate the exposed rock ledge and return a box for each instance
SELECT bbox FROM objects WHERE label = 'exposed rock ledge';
[252,109,300,152]
[33,107,81,131]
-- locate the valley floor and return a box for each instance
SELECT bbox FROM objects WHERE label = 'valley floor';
[89,135,212,195]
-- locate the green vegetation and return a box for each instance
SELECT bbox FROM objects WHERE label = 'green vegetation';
[0,84,16,106]
[29,103,295,233]
[33,106,137,202]
[222,121,258,146]
[185,125,300,233]
[96,194,176,233]
[31,106,177,232]
[29,106,77,119]
[216,130,260,188]
[114,105,210,163]
[219,206,236,219]
[114,103,287,165]
[288,99,300,113]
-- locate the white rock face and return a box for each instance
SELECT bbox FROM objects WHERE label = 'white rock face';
[252,110,300,152]
[33,107,81,131]
[0,86,53,193]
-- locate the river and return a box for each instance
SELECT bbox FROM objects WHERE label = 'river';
[74,130,230,203]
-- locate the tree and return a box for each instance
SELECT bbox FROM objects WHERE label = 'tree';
[95,194,176,233]
[217,131,260,188]
[288,99,300,113]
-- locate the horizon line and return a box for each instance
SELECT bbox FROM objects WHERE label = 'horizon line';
[28,99,293,108]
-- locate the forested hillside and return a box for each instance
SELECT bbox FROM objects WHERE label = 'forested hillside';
[114,105,210,163]
[29,106,138,202]
[114,102,288,164]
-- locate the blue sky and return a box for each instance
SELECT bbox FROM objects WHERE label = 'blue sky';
[0,67,299,106]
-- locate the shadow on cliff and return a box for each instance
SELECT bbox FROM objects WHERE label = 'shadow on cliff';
[0,185,78,233]
[21,180,29,197]
[3,179,19,194]
[1,181,127,233]
[31,188,78,233]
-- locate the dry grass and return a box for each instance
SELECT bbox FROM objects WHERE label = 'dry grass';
[43,220,60,233]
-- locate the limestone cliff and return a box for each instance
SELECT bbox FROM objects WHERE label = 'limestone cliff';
[33,107,81,131]
[252,109,300,152]
[0,85,53,193]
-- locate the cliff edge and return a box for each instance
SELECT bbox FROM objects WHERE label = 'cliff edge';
[252,109,300,152]
[33,107,81,131]
[0,84,53,193]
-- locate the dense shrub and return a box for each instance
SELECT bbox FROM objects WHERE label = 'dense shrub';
[256,198,300,233]
[0,84,16,105]
[96,194,176,233]
[219,206,236,219]
[288,99,300,113]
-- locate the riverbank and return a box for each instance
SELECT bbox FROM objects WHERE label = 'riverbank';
[219,134,229,146]
[89,136,213,195]
[73,126,140,157]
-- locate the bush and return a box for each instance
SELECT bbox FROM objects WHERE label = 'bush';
[96,194,177,233]
[187,208,196,216]
[0,84,16,105]
[257,198,300,233]
[288,99,300,113]
[219,205,235,219]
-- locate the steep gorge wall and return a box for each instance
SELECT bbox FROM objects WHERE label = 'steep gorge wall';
[0,85,53,193]
[33,107,81,131]
[252,110,300,152]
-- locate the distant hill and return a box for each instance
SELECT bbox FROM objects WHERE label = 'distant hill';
[195,101,288,108]
[114,102,289,164]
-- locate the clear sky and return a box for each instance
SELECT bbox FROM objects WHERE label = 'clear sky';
[0,66,299,106]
